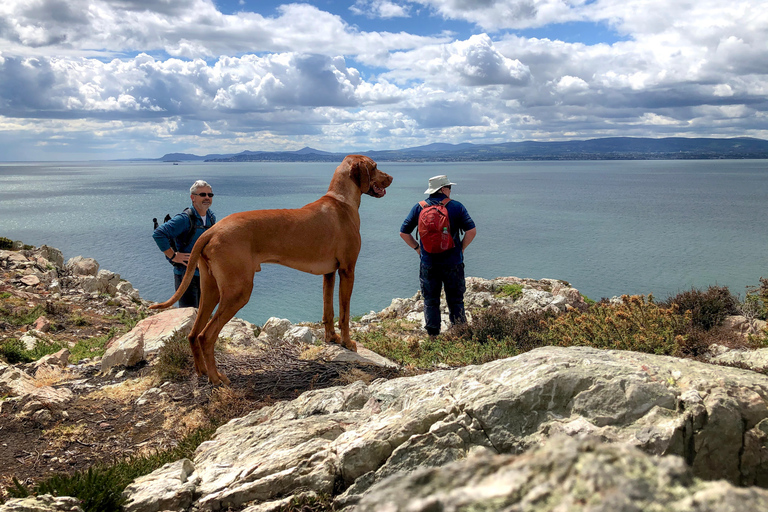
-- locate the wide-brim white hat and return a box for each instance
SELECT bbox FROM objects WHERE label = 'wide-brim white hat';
[424,175,457,194]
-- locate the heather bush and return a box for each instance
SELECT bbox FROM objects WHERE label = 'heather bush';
[543,295,690,355]
[662,285,738,331]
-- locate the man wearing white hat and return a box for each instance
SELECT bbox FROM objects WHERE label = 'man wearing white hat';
[400,175,477,337]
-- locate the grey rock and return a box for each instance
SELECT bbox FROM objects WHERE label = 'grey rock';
[122,459,198,512]
[124,346,768,511]
[0,494,83,512]
[66,256,99,276]
[354,435,768,512]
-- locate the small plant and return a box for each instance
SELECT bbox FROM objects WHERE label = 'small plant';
[0,237,13,250]
[495,283,524,300]
[0,338,65,364]
[68,314,91,327]
[153,330,194,382]
[0,338,32,364]
[0,292,11,299]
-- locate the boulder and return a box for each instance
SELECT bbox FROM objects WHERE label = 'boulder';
[101,308,197,371]
[37,245,65,268]
[258,317,293,340]
[123,346,768,511]
[355,435,768,512]
[0,367,73,411]
[122,459,198,512]
[0,494,83,512]
[65,256,99,276]
[218,317,261,348]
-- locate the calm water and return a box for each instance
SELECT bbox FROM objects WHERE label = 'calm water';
[1,159,767,325]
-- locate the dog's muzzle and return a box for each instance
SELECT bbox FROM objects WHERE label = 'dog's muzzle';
[366,182,387,198]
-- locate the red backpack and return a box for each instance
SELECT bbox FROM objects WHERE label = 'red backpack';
[418,198,454,253]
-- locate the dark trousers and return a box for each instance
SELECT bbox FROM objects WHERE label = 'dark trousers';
[174,274,201,308]
[419,263,467,335]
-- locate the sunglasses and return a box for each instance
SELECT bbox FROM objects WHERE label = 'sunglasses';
[194,193,214,198]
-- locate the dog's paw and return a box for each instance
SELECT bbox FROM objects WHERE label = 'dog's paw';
[342,339,358,352]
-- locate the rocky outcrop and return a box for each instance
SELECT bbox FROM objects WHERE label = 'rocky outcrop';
[0,247,143,307]
[355,435,768,512]
[362,276,586,332]
[123,346,768,511]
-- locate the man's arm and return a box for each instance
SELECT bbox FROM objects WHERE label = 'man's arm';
[462,227,476,252]
[400,232,420,253]
[153,214,192,265]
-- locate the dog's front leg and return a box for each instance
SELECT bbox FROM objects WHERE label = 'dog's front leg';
[337,268,357,352]
[322,272,341,345]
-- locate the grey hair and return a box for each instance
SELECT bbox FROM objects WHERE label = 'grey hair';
[190,180,212,194]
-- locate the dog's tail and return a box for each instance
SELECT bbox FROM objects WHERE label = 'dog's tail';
[150,229,212,310]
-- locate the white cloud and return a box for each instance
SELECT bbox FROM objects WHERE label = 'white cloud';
[0,0,766,159]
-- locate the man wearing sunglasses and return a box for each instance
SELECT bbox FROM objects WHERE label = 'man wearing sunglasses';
[152,180,217,308]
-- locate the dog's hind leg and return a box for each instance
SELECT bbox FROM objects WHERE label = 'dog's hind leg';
[188,260,220,377]
[337,268,357,351]
[196,277,253,385]
[322,272,341,346]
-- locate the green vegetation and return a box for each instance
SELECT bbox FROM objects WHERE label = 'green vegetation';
[68,332,113,363]
[495,283,523,300]
[0,338,66,364]
[0,237,13,250]
[7,426,216,512]
[153,330,194,382]
[356,308,553,368]
[0,297,45,326]
[542,295,689,355]
[360,280,768,369]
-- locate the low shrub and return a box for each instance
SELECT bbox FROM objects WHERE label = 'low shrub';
[0,237,13,250]
[543,295,690,355]
[356,306,552,368]
[446,305,553,352]
[154,330,194,382]
[662,285,738,331]
[0,338,65,364]
[0,338,31,364]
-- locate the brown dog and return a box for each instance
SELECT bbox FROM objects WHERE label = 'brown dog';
[150,155,392,385]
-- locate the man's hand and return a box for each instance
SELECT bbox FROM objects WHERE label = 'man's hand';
[173,252,191,266]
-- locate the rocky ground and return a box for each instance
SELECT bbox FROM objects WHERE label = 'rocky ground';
[3,242,767,510]
[0,245,403,499]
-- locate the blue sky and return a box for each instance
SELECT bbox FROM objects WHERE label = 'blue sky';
[0,0,765,160]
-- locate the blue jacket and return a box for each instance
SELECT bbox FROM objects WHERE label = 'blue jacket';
[153,206,216,276]
[400,192,475,266]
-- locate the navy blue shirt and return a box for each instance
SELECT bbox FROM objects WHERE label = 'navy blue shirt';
[400,192,475,266]
[153,206,216,276]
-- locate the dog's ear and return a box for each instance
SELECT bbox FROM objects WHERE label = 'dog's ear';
[352,158,371,193]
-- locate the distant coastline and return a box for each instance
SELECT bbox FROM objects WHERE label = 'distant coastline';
[141,136,768,164]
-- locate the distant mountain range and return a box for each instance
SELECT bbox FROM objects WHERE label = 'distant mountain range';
[155,137,768,163]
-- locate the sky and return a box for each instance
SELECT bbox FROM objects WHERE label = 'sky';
[0,0,766,160]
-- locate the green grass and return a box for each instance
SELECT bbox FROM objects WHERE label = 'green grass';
[6,426,217,512]
[495,283,523,300]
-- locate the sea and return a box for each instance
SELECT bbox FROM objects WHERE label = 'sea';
[1,159,767,326]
